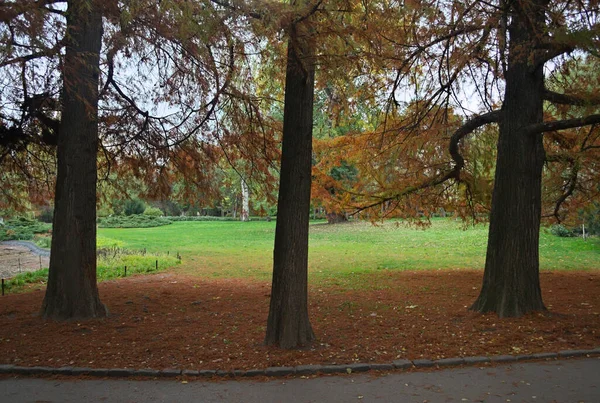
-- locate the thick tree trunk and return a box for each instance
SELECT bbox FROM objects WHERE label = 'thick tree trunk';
[41,0,106,319]
[471,0,547,317]
[264,28,316,348]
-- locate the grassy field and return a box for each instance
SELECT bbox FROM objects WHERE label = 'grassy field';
[98,219,599,282]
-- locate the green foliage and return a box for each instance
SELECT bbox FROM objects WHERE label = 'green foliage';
[36,206,54,223]
[3,251,180,293]
[579,202,600,236]
[167,215,239,222]
[97,214,172,228]
[33,234,52,249]
[329,161,358,182]
[143,206,164,216]
[550,224,575,238]
[0,217,52,241]
[96,235,125,249]
[3,269,49,291]
[96,253,179,280]
[124,198,146,216]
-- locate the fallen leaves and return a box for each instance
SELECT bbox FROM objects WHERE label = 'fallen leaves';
[0,270,598,370]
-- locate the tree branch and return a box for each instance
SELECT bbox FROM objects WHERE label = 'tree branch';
[349,110,501,214]
[0,0,65,23]
[0,40,64,68]
[526,114,600,135]
[208,0,263,19]
[544,89,600,107]
[448,110,501,172]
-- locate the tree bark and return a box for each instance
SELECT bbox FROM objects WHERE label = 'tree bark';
[471,0,547,317]
[264,26,316,348]
[41,0,107,319]
[241,179,250,222]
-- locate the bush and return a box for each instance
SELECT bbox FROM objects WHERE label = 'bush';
[550,224,574,238]
[97,214,172,228]
[124,199,146,216]
[167,215,238,222]
[33,234,52,249]
[143,206,164,217]
[0,217,52,241]
[37,206,54,223]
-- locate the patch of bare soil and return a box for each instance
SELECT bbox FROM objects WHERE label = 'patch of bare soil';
[0,244,49,279]
[0,270,598,371]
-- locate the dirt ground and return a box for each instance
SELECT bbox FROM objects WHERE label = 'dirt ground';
[0,244,49,279]
[0,270,598,371]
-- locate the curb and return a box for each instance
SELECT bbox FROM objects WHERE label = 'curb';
[1,348,598,379]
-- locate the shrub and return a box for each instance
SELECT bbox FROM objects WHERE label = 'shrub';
[550,224,574,238]
[33,235,52,249]
[167,215,238,222]
[37,206,54,223]
[97,214,172,228]
[0,217,52,241]
[124,199,146,216]
[143,206,164,217]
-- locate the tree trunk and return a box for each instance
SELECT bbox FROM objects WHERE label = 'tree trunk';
[264,25,316,348]
[241,179,250,222]
[41,0,106,319]
[471,0,547,317]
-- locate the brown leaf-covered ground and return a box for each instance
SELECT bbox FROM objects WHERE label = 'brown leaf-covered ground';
[0,270,598,372]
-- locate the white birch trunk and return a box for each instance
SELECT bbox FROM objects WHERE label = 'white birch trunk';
[241,179,250,222]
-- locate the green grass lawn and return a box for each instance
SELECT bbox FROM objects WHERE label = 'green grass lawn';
[98,218,599,281]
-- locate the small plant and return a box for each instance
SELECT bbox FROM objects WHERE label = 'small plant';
[3,269,49,292]
[124,199,146,216]
[143,206,164,217]
[33,234,52,249]
[549,224,574,238]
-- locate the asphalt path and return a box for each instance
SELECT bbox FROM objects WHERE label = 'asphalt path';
[1,358,598,403]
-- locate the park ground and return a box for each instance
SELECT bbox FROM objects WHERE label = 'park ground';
[0,269,598,371]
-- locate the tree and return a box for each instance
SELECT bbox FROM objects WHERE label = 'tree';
[311,0,600,316]
[469,0,549,316]
[41,0,107,319]
[1,0,271,318]
[264,2,317,348]
[241,178,250,221]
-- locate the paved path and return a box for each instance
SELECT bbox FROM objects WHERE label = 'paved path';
[1,358,599,402]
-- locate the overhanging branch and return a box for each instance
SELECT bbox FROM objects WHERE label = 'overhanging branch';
[544,89,600,107]
[526,113,600,135]
[349,110,501,214]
